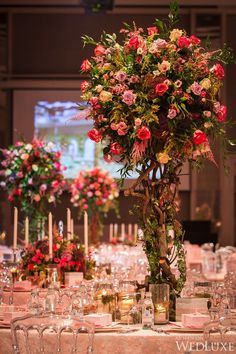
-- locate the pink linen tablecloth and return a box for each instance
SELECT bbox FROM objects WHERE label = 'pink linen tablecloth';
[1,328,235,354]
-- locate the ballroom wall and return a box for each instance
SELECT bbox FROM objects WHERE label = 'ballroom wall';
[0,1,235,246]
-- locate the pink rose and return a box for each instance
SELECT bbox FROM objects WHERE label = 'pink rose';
[94,44,106,56]
[147,26,158,36]
[190,81,202,95]
[80,59,91,72]
[110,142,124,155]
[80,80,89,93]
[117,129,126,136]
[87,128,102,142]
[137,126,151,140]
[167,109,177,119]
[192,130,207,145]
[128,36,140,49]
[155,83,169,96]
[115,71,127,82]
[177,36,190,48]
[217,105,227,122]
[16,171,23,178]
[135,118,142,126]
[212,63,225,80]
[122,90,137,106]
[155,39,167,48]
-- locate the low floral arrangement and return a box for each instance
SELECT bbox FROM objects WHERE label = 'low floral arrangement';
[77,0,233,301]
[19,231,95,280]
[70,167,119,243]
[0,138,66,239]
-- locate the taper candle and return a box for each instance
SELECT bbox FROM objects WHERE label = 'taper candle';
[25,217,29,246]
[13,207,18,250]
[128,223,132,237]
[67,208,71,240]
[121,223,125,241]
[84,211,88,255]
[134,224,138,243]
[70,218,74,239]
[109,224,113,242]
[48,212,53,260]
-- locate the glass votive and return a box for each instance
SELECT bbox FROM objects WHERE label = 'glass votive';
[150,283,169,324]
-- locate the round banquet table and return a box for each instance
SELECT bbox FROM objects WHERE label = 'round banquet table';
[0,327,235,354]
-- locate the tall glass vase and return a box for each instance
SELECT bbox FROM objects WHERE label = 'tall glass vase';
[150,284,170,324]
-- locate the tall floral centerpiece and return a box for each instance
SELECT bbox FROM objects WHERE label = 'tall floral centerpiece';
[0,138,66,241]
[77,3,233,299]
[70,166,119,244]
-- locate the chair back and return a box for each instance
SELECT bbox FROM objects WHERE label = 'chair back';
[11,313,94,354]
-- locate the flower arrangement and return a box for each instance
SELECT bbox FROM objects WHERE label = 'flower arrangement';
[0,138,66,239]
[70,166,119,243]
[77,1,233,302]
[80,19,232,169]
[19,231,95,282]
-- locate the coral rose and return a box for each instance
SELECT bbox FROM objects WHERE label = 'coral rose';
[94,44,106,56]
[80,59,91,72]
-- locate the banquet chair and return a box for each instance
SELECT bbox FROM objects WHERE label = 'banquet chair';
[11,313,95,354]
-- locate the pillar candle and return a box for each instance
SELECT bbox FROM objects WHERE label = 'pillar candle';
[25,217,29,247]
[13,207,18,250]
[48,212,53,260]
[109,224,113,242]
[67,208,71,240]
[84,211,88,255]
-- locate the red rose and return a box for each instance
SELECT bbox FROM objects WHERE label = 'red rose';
[87,129,102,143]
[27,264,34,271]
[80,80,89,93]
[177,36,191,48]
[191,113,200,119]
[217,105,227,122]
[147,26,158,36]
[213,63,225,80]
[192,130,207,145]
[94,44,106,56]
[128,36,140,49]
[80,59,91,72]
[190,35,201,45]
[110,142,124,155]
[137,126,151,141]
[155,83,169,96]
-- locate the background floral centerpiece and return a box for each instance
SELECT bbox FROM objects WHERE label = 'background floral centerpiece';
[0,138,66,241]
[19,230,95,285]
[70,166,119,244]
[77,0,233,302]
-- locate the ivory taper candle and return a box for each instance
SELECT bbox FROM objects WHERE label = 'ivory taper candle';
[13,207,18,250]
[67,208,71,240]
[84,211,88,255]
[48,212,53,260]
[25,217,29,246]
